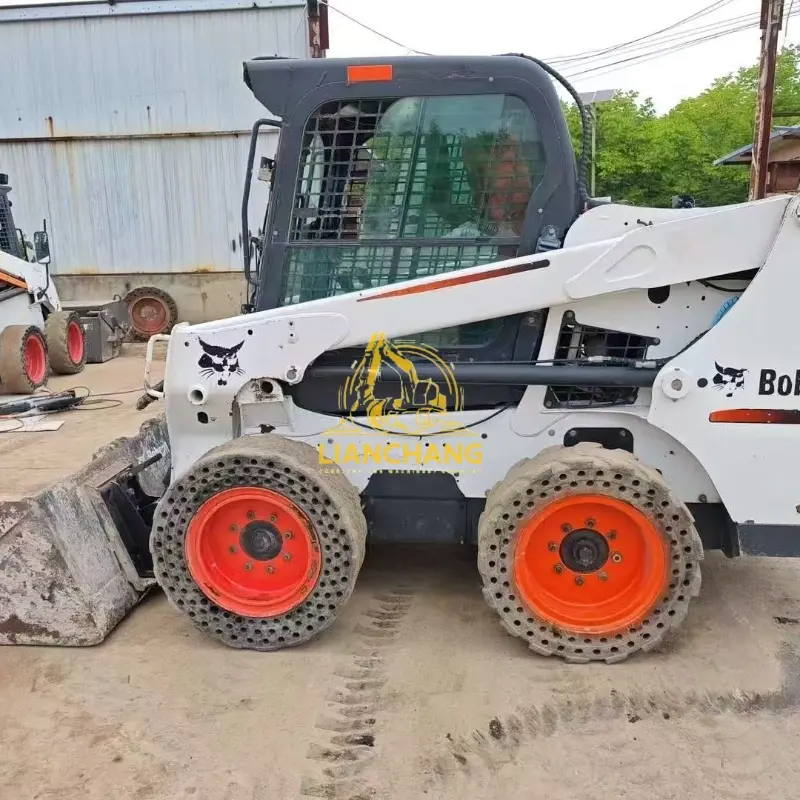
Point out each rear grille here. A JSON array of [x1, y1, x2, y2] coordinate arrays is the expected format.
[[545, 313, 654, 409]]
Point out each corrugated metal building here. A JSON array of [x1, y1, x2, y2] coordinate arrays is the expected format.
[[0, 0, 329, 322]]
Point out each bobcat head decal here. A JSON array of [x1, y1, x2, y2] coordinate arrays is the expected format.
[[198, 339, 245, 386], [712, 361, 746, 398]]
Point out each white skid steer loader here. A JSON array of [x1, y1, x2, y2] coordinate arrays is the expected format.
[[2, 55, 798, 663], [0, 177, 88, 390]]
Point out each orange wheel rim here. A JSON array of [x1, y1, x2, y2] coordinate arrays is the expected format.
[[24, 333, 47, 383], [513, 494, 669, 636], [185, 487, 321, 618]]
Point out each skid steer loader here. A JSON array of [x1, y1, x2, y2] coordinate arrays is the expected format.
[[3, 54, 797, 663], [0, 177, 88, 391]]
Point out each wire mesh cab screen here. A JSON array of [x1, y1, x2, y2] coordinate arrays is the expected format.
[[0, 187, 24, 260], [280, 94, 547, 347]]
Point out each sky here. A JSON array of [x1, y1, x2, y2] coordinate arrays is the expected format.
[[324, 0, 794, 112], [0, 0, 795, 113]]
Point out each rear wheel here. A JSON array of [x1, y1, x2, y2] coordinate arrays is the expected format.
[[151, 435, 367, 650], [0, 325, 49, 394], [477, 443, 703, 663], [45, 310, 86, 375]]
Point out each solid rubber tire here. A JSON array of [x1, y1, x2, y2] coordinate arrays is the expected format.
[[477, 442, 704, 664], [151, 435, 368, 651], [45, 310, 86, 375], [0, 325, 50, 394], [124, 285, 179, 342]]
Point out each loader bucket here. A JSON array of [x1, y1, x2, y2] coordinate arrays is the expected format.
[[0, 415, 170, 646]]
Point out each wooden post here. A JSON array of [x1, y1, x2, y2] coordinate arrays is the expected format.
[[750, 0, 785, 200]]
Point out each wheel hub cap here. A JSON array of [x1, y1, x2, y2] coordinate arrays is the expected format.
[[560, 529, 609, 574], [240, 521, 283, 561]]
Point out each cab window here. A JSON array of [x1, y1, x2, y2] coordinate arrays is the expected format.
[[282, 93, 545, 347]]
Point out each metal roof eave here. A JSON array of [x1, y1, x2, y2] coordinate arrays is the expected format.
[[714, 125, 800, 166], [0, 0, 307, 23]]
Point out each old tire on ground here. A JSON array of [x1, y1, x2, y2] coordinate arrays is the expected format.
[[45, 310, 86, 375], [151, 435, 367, 651], [0, 324, 49, 394], [124, 285, 178, 342], [477, 442, 703, 664]]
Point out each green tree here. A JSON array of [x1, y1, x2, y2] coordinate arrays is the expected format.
[[562, 45, 800, 207]]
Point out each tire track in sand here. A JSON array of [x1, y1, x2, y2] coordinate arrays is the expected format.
[[299, 587, 413, 800]]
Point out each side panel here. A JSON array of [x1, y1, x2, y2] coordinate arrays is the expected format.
[[648, 197, 800, 528]]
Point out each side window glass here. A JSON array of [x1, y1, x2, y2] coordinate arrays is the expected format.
[[359, 94, 545, 241]]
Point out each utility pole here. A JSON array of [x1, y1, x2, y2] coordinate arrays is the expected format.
[[749, 0, 785, 200], [590, 105, 597, 197]]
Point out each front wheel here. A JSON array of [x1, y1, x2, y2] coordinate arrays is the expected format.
[[477, 442, 703, 663], [151, 435, 367, 651]]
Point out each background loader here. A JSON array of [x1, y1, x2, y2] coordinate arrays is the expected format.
[[0, 175, 88, 391], [1, 53, 790, 664]]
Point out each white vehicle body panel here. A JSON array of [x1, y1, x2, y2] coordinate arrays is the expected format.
[[158, 194, 799, 527]]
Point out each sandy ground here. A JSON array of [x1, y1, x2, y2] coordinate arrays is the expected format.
[[2, 350, 800, 799], [0, 343, 165, 501]]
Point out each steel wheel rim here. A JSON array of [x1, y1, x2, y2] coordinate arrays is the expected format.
[[513, 494, 669, 636], [185, 487, 321, 618], [24, 333, 46, 384], [67, 320, 84, 363], [130, 295, 168, 335]]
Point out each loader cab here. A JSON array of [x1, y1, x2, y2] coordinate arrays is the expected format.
[[242, 55, 581, 412]]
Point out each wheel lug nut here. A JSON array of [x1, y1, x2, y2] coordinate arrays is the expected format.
[[228, 545, 237, 554], [244, 562, 252, 571], [585, 518, 596, 528], [230, 524, 239, 532], [269, 514, 277, 522], [598, 571, 608, 581], [283, 553, 292, 561], [608, 530, 617, 540], [561, 523, 572, 533], [266, 565, 275, 574], [548, 541, 557, 552], [611, 552, 622, 563], [246, 510, 256, 520], [575, 576, 584, 586], [285, 531, 293, 539], [554, 564, 563, 574]]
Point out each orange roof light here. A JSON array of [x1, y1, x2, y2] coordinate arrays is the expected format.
[[347, 64, 393, 84]]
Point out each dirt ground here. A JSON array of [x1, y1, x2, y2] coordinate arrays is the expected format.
[[2, 348, 800, 800], [0, 343, 165, 501]]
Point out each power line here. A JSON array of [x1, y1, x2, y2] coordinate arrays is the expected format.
[[546, 0, 738, 64], [784, 0, 795, 45], [564, 24, 760, 81], [563, 9, 800, 82], [318, 0, 433, 56], [549, 10, 763, 68], [564, 17, 762, 79]]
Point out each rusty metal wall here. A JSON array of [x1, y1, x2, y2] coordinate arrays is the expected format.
[[2, 133, 277, 274], [0, 1, 309, 276]]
